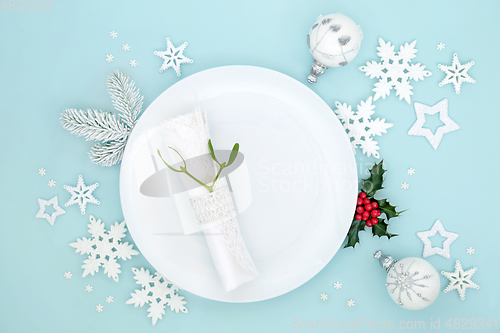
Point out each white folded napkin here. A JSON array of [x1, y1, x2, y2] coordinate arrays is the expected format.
[[160, 110, 258, 291]]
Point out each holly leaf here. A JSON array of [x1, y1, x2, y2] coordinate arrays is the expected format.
[[344, 219, 366, 249], [377, 198, 402, 220], [371, 219, 397, 239], [360, 160, 386, 197]]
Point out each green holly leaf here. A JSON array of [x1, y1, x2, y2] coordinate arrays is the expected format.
[[344, 219, 366, 249], [371, 219, 398, 239], [361, 160, 385, 197], [377, 198, 402, 220]]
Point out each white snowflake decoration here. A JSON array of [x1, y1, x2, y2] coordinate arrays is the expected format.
[[64, 175, 100, 214], [401, 182, 409, 190], [106, 54, 114, 63], [407, 167, 415, 175], [320, 293, 328, 301], [441, 260, 479, 300], [96, 304, 103, 312], [85, 285, 93, 292], [64, 271, 72, 279], [126, 267, 188, 326], [466, 247, 475, 255], [38, 167, 46, 176], [48, 179, 56, 187], [70, 215, 139, 282], [154, 38, 193, 77], [438, 53, 475, 94], [333, 282, 342, 289], [122, 44, 130, 51], [416, 219, 458, 259], [110, 31, 117, 39], [360, 38, 432, 104], [129, 60, 137, 67], [333, 96, 393, 158], [347, 299, 355, 307], [437, 42, 445, 51], [35, 196, 66, 225], [106, 296, 114, 303]]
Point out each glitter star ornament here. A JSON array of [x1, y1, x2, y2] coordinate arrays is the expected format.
[[64, 175, 100, 214], [154, 38, 193, 76], [35, 196, 66, 225], [416, 219, 458, 259], [438, 53, 475, 94], [441, 260, 480, 300], [408, 99, 460, 150], [374, 251, 440, 310]]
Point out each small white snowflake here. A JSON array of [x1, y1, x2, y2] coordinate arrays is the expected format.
[[129, 60, 137, 67], [466, 247, 475, 255], [106, 296, 114, 303], [106, 54, 114, 63], [333, 282, 342, 289], [401, 182, 409, 190], [48, 179, 56, 187], [333, 96, 393, 158], [38, 167, 46, 176], [122, 44, 130, 51], [407, 167, 415, 175], [347, 299, 355, 307], [320, 293, 328, 301], [442, 260, 479, 300], [110, 31, 117, 38], [437, 42, 445, 51], [96, 304, 103, 312], [154, 38, 193, 76], [64, 271, 72, 279], [64, 175, 100, 214], [85, 285, 93, 293], [438, 53, 475, 94]]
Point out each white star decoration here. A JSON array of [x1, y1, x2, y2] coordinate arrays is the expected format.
[[441, 260, 479, 300], [64, 175, 100, 214], [416, 219, 458, 259], [154, 38, 193, 76], [35, 196, 66, 225], [408, 99, 460, 150], [438, 53, 475, 94]]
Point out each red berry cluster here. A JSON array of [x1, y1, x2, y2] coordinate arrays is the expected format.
[[355, 192, 381, 227]]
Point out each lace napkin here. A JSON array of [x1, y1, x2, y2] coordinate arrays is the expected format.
[[160, 111, 258, 291]]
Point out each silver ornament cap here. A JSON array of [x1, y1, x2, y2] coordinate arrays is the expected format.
[[307, 60, 329, 84], [374, 250, 398, 273]]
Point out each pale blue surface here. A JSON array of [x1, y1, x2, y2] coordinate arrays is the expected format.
[[1, 0, 499, 332]]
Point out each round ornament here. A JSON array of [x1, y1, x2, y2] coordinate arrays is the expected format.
[[374, 250, 440, 310]]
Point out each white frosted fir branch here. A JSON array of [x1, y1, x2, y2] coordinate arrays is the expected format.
[[107, 70, 143, 129]]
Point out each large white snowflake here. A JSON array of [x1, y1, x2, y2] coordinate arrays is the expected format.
[[70, 215, 139, 282], [333, 96, 393, 158], [64, 175, 100, 214], [438, 53, 475, 94], [441, 260, 480, 300], [360, 38, 432, 104], [126, 267, 188, 326], [154, 38, 193, 76]]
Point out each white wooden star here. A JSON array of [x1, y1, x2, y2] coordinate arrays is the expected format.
[[438, 53, 475, 94], [441, 260, 479, 300], [63, 175, 100, 214], [35, 196, 66, 225], [416, 219, 458, 259], [408, 99, 460, 150]]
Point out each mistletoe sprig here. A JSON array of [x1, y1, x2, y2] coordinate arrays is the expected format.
[[344, 160, 404, 249], [158, 140, 239, 193]]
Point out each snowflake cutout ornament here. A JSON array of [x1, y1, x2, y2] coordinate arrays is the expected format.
[[106, 54, 114, 63], [64, 175, 100, 214], [35, 196, 66, 225], [438, 53, 475, 94], [360, 38, 432, 104], [38, 167, 46, 176], [416, 219, 458, 259], [70, 215, 139, 282], [126, 267, 188, 326], [408, 99, 460, 149], [333, 282, 342, 289], [333, 96, 393, 158], [154, 38, 193, 76], [441, 260, 479, 300], [437, 42, 445, 51], [320, 293, 328, 301]]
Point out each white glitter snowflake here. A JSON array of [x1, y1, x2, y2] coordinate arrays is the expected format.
[[407, 167, 415, 175], [333, 282, 342, 289], [48, 179, 56, 187], [70, 215, 139, 282], [64, 271, 72, 279], [466, 247, 475, 255], [126, 267, 188, 326], [437, 42, 445, 51], [347, 299, 355, 307], [64, 175, 100, 214], [122, 44, 130, 51], [360, 38, 432, 104], [401, 182, 409, 190], [442, 260, 479, 300], [96, 304, 103, 312], [438, 53, 475, 94], [129, 60, 137, 67], [320, 293, 328, 301], [110, 31, 117, 38], [38, 167, 46, 176], [85, 285, 93, 292], [333, 96, 393, 158], [154, 38, 193, 76], [106, 54, 114, 63], [106, 296, 114, 303]]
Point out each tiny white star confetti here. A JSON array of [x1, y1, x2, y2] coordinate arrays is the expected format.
[[106, 296, 114, 303], [96, 304, 104, 313], [466, 247, 475, 255], [48, 180, 56, 187], [110, 31, 117, 38], [333, 282, 342, 289], [129, 60, 137, 67], [64, 272, 72, 279], [347, 299, 355, 307], [122, 44, 130, 51], [437, 42, 445, 50], [38, 168, 46, 176], [401, 182, 409, 190], [106, 54, 114, 63], [442, 260, 479, 300], [320, 293, 328, 301], [416, 219, 459, 259], [85, 285, 93, 293], [438, 53, 475, 94], [407, 167, 415, 175]]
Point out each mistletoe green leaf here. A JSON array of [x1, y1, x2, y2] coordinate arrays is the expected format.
[[207, 139, 219, 164], [226, 143, 239, 167], [377, 198, 402, 220], [344, 219, 366, 249], [361, 160, 386, 197], [371, 219, 397, 239]]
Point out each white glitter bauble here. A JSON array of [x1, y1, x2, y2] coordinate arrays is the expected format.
[[374, 251, 440, 311]]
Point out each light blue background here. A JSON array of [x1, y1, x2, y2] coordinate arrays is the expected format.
[[1, 0, 499, 332]]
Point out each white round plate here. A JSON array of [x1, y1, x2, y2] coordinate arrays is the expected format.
[[120, 66, 357, 302]]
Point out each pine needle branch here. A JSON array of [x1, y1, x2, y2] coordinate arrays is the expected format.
[[107, 70, 143, 129], [89, 139, 127, 167]]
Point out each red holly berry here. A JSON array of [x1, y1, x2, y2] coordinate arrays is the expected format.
[[355, 214, 362, 221], [356, 206, 364, 214], [363, 198, 371, 205], [371, 201, 378, 209], [362, 211, 370, 220], [371, 209, 381, 218], [358, 192, 367, 199], [357, 198, 363, 205], [366, 221, 373, 227], [365, 204, 373, 211], [371, 218, 379, 225]]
